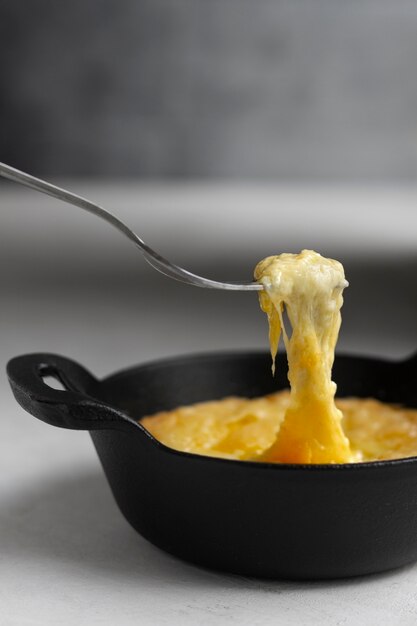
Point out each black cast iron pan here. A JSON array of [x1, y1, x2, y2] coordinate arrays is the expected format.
[[7, 350, 417, 579]]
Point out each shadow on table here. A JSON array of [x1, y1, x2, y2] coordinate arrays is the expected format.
[[1, 469, 415, 592]]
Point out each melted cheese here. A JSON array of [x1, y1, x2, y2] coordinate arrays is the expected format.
[[140, 249, 417, 464], [141, 391, 417, 462], [254, 250, 353, 463]]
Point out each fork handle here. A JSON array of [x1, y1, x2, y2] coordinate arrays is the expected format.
[[0, 161, 151, 253], [0, 162, 205, 287]]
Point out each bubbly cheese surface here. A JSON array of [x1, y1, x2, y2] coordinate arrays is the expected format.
[[141, 391, 417, 462], [140, 249, 417, 464]]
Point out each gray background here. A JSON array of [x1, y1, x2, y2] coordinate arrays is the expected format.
[[2, 0, 417, 179], [1, 2, 417, 365]]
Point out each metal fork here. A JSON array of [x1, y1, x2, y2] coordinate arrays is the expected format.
[[0, 162, 262, 291]]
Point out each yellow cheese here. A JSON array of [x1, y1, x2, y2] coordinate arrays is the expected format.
[[141, 392, 417, 462], [140, 249, 417, 464], [254, 249, 353, 463]]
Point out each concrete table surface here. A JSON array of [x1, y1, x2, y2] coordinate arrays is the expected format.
[[1, 183, 417, 625]]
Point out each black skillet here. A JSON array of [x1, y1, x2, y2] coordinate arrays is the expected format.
[[7, 350, 417, 580]]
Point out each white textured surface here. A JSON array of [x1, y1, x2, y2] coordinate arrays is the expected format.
[[2, 184, 417, 625]]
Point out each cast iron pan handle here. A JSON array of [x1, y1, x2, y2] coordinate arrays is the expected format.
[[7, 353, 136, 432]]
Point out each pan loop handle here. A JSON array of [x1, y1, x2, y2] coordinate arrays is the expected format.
[[7, 353, 137, 432]]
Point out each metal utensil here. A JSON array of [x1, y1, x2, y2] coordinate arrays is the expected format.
[[0, 162, 262, 291]]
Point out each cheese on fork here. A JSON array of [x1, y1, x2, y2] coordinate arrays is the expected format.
[[254, 250, 353, 464]]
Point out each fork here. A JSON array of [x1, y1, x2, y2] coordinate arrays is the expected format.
[[0, 162, 262, 291]]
